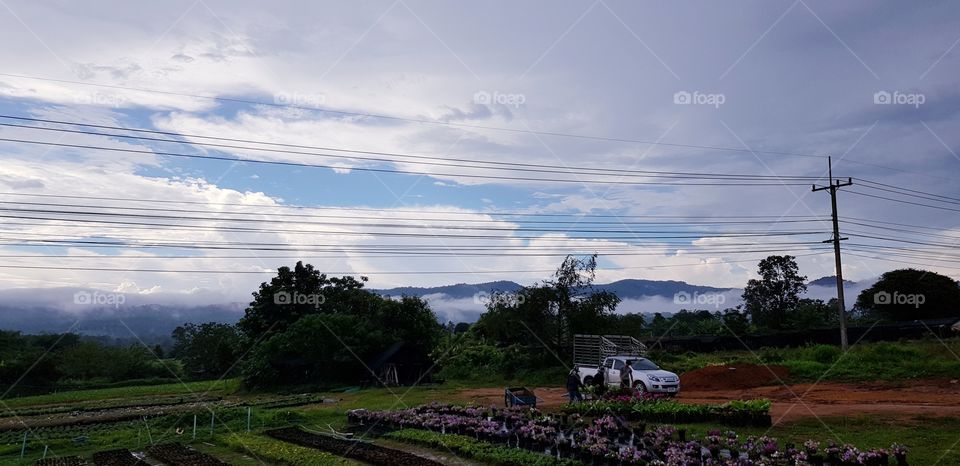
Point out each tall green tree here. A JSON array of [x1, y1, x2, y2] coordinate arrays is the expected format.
[[474, 255, 619, 357], [742, 255, 808, 330], [237, 262, 443, 387], [854, 268, 960, 320], [171, 323, 245, 378], [238, 261, 368, 339]]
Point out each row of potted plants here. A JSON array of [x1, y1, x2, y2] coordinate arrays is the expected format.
[[346, 403, 908, 465], [561, 393, 773, 427]]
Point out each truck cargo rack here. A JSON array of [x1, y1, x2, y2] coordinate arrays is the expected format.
[[573, 334, 647, 368]]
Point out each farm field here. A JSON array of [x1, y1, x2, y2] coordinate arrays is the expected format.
[[1, 370, 958, 465]]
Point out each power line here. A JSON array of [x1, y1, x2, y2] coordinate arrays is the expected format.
[[0, 75, 826, 159], [0, 191, 826, 220], [0, 206, 827, 236], [0, 251, 832, 275], [0, 136, 819, 187], [0, 199, 830, 227], [846, 190, 960, 213], [853, 181, 960, 206], [845, 252, 960, 274], [0, 117, 829, 181]]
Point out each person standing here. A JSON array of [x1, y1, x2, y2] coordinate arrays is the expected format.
[[620, 360, 634, 391], [593, 366, 607, 398], [566, 369, 584, 403]]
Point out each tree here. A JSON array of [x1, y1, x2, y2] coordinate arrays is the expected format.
[[237, 262, 443, 387], [785, 298, 838, 330], [648, 313, 670, 336], [242, 295, 442, 388], [238, 261, 368, 339], [474, 255, 620, 357], [171, 323, 245, 378], [854, 268, 960, 321], [742, 255, 808, 330], [721, 307, 750, 335]]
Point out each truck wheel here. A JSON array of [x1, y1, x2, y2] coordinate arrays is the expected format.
[[633, 381, 647, 394], [583, 376, 593, 386]]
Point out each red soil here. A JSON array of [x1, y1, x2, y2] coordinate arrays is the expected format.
[[454, 377, 960, 425], [679, 363, 790, 390]]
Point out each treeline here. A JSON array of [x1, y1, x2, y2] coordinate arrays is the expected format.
[[171, 262, 444, 389], [0, 331, 177, 396], [7, 255, 956, 395]]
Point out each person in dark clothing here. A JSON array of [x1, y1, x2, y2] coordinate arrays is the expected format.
[[566, 369, 584, 402], [592, 367, 607, 398], [620, 360, 635, 390]]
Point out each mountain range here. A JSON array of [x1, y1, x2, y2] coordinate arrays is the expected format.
[[0, 276, 867, 341]]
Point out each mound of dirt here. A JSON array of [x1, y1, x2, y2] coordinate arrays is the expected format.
[[680, 364, 789, 390]]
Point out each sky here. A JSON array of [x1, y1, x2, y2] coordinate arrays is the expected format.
[[0, 1, 958, 312]]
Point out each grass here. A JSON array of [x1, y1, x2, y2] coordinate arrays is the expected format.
[[650, 337, 960, 382], [0, 378, 240, 409], [222, 433, 362, 465]]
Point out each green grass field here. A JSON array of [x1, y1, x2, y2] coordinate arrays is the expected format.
[[1, 378, 240, 409]]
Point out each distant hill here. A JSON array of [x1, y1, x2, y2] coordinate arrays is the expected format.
[[809, 276, 857, 287], [0, 303, 244, 344], [375, 278, 733, 301], [375, 280, 522, 299]]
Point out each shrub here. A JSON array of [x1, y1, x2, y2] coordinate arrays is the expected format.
[[758, 348, 785, 363], [784, 360, 829, 379], [805, 344, 841, 364]]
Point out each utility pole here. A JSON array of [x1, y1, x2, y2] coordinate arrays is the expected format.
[[813, 156, 853, 350]]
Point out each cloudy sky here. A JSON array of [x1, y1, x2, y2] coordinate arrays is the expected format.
[[0, 1, 958, 311]]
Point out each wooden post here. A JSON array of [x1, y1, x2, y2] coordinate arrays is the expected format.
[[192, 414, 197, 440], [246, 407, 252, 432]]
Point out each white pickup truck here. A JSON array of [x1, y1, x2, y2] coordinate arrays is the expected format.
[[575, 355, 680, 395]]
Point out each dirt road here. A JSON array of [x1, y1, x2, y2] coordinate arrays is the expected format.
[[455, 379, 960, 425]]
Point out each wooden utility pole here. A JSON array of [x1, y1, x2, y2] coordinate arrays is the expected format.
[[812, 156, 853, 350]]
